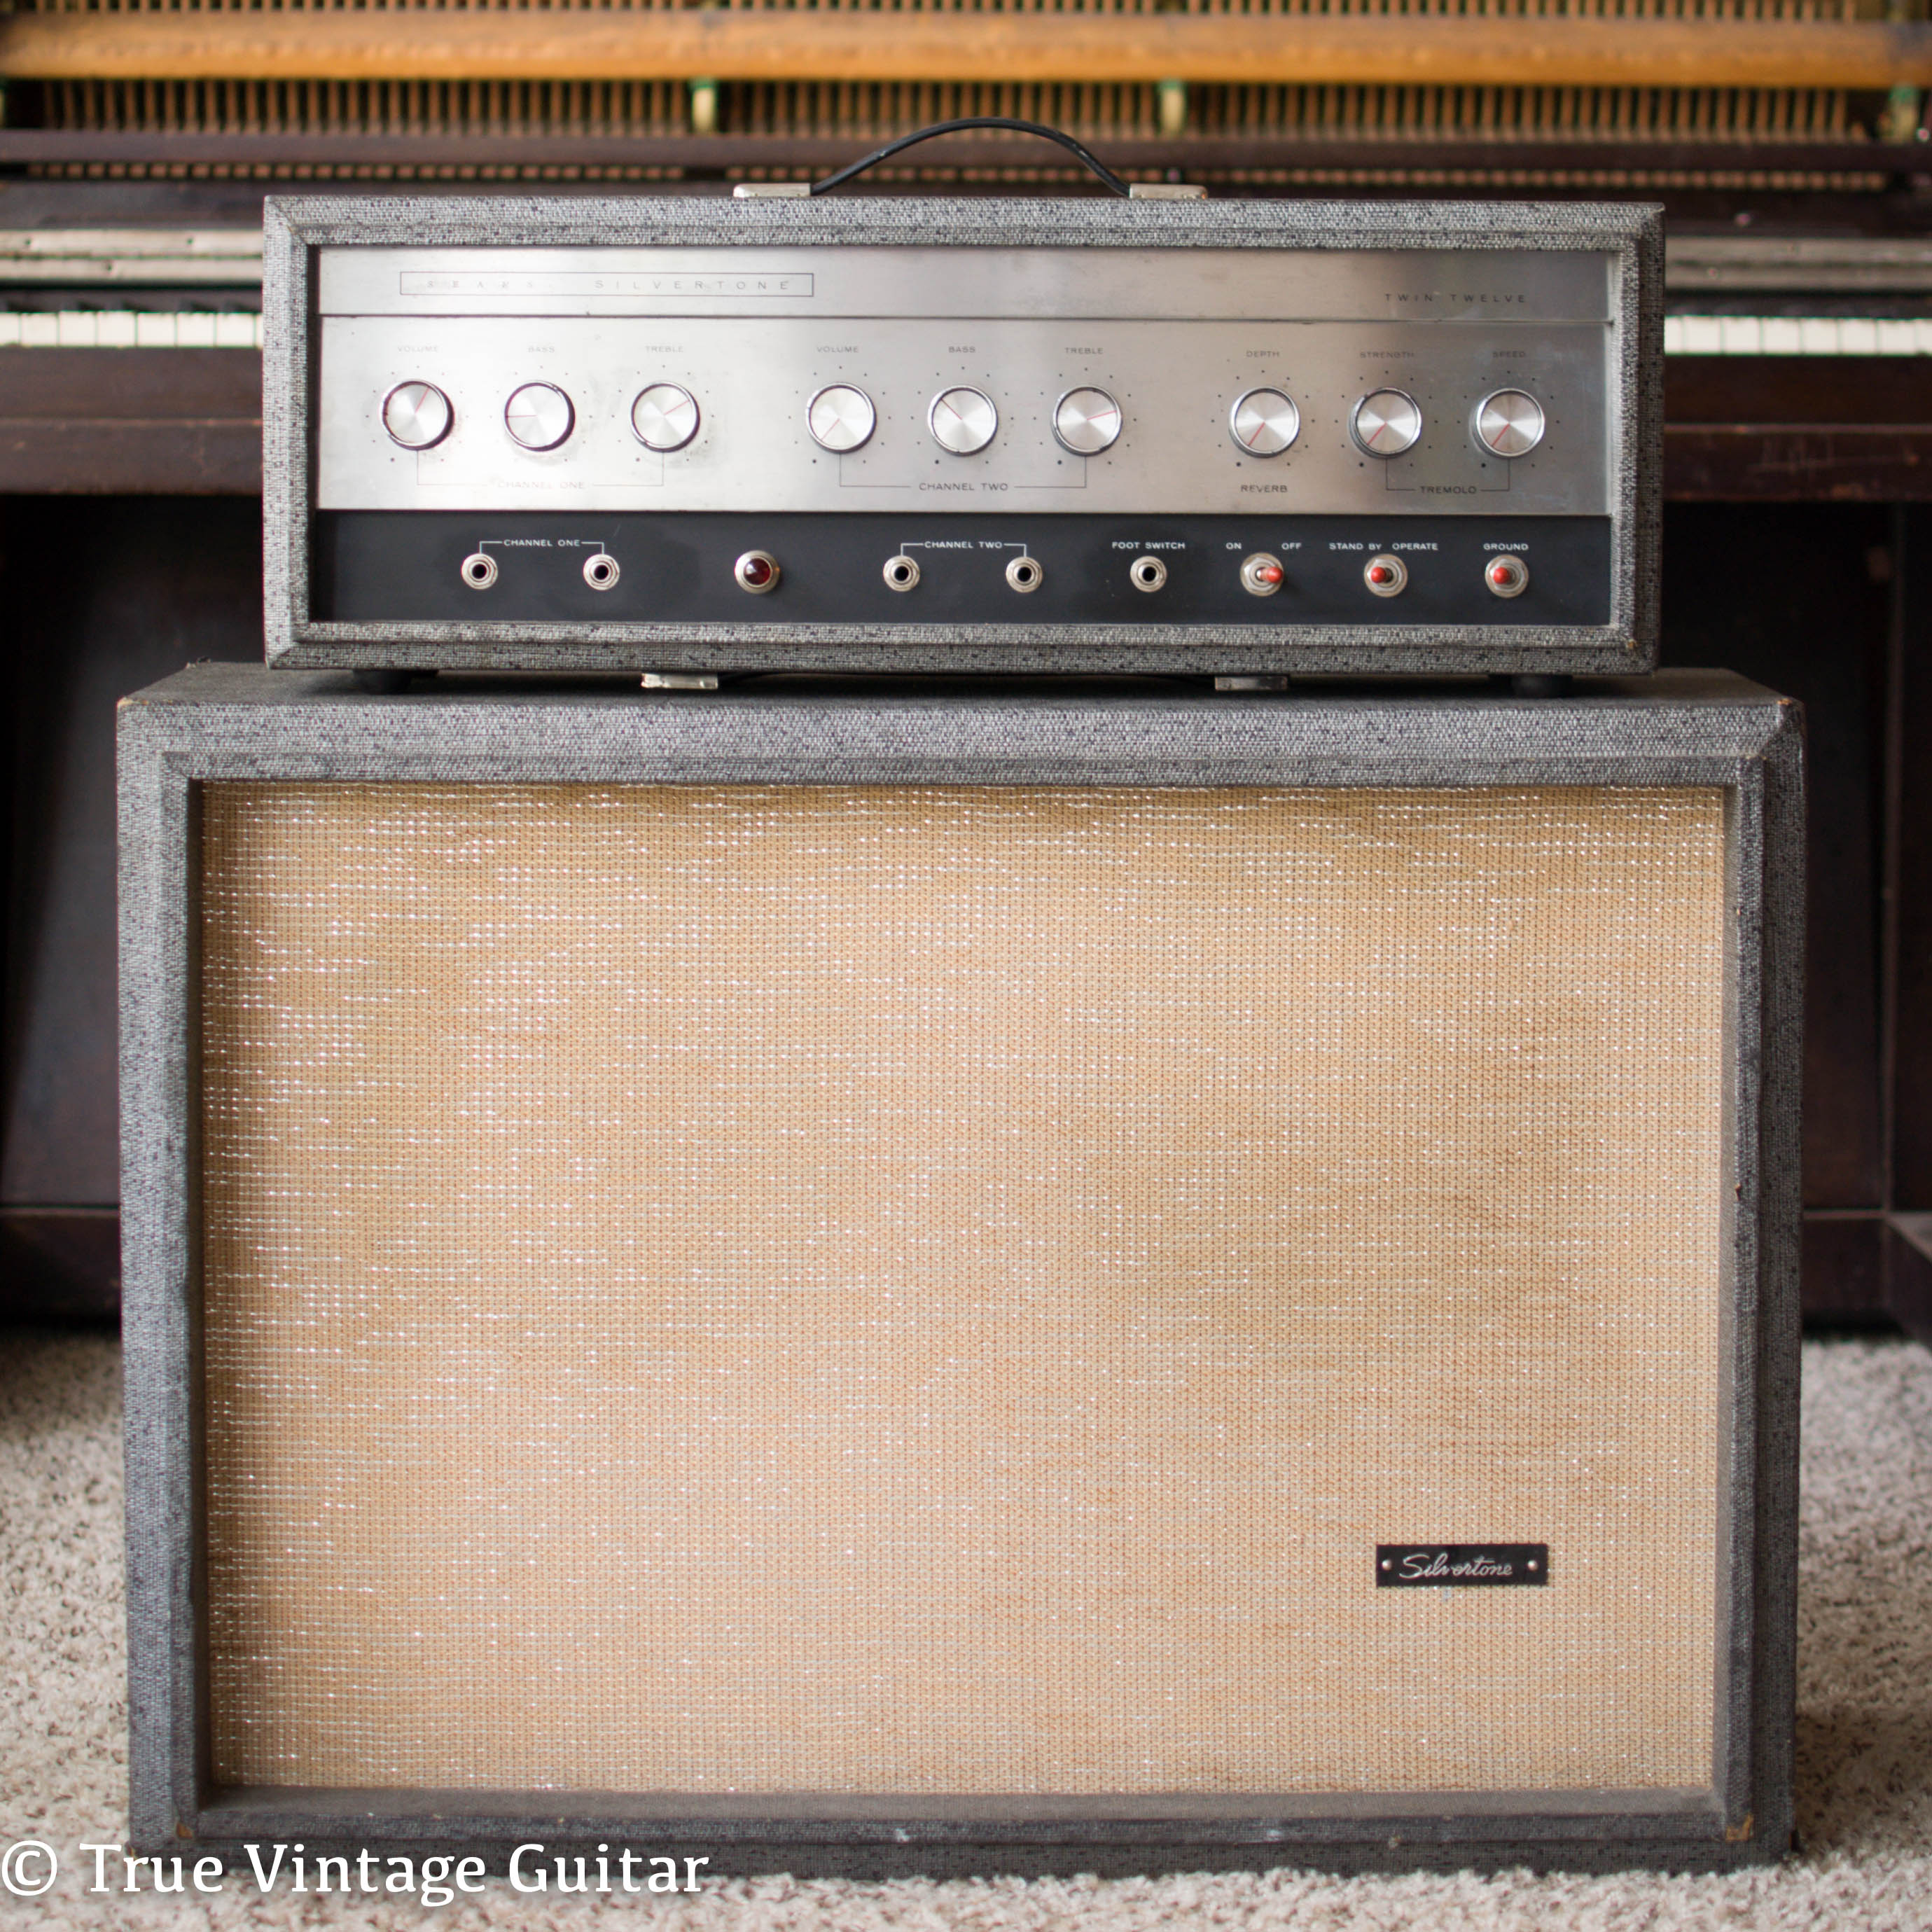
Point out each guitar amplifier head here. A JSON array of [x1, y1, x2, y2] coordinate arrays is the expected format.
[[120, 668, 1795, 1879], [263, 195, 1662, 680]]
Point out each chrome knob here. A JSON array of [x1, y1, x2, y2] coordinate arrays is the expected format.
[[504, 382, 574, 451], [631, 382, 700, 452], [1351, 389, 1423, 458], [1052, 386, 1122, 456], [929, 386, 997, 456], [381, 380, 451, 451], [1230, 387, 1299, 457], [807, 383, 875, 453], [1474, 388, 1546, 459]]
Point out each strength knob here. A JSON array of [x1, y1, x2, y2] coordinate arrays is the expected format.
[[1230, 388, 1300, 457], [1474, 388, 1546, 459], [1053, 387, 1122, 455], [632, 382, 700, 452], [1351, 389, 1423, 458], [504, 382, 574, 451], [381, 380, 451, 451], [807, 384, 876, 453], [929, 387, 998, 456]]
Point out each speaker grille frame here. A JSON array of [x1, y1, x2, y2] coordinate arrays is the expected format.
[[118, 667, 1800, 1876]]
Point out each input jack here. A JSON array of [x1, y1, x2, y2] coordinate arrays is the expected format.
[[734, 550, 780, 595], [460, 551, 498, 590], [1239, 553, 1285, 598], [1130, 555, 1168, 593], [1006, 555, 1043, 594], [583, 551, 620, 592], [884, 554, 921, 592]]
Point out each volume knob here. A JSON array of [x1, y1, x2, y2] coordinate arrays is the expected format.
[[504, 382, 574, 451], [1230, 387, 1300, 457], [1474, 387, 1546, 459], [381, 380, 451, 451], [1351, 389, 1423, 458], [929, 386, 998, 456], [807, 383, 875, 453], [1052, 386, 1122, 455]]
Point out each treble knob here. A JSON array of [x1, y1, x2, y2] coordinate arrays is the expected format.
[[504, 382, 574, 451], [381, 380, 451, 451], [1474, 387, 1546, 459], [929, 387, 998, 456], [1351, 389, 1423, 458], [632, 382, 700, 452], [1052, 387, 1122, 456]]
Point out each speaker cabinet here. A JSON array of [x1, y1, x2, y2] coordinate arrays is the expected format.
[[119, 668, 1800, 1877]]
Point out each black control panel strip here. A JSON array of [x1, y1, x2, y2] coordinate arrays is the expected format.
[[314, 513, 1612, 630]]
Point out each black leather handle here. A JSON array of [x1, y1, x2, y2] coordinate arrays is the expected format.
[[809, 117, 1132, 197]]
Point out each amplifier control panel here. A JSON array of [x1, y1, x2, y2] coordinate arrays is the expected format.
[[269, 200, 1658, 674]]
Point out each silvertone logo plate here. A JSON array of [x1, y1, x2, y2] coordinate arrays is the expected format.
[[1376, 1544, 1549, 1587]]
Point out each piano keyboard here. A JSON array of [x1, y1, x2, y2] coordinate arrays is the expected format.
[[0, 310, 1924, 358]]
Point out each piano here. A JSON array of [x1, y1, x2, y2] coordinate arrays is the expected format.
[[3, 0, 1930, 1335]]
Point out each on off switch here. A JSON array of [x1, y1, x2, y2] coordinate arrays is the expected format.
[[1240, 553, 1286, 597]]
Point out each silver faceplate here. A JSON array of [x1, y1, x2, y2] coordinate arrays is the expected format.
[[314, 246, 1615, 517]]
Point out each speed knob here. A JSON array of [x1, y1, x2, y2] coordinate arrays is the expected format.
[[929, 386, 997, 456], [631, 382, 699, 452], [381, 380, 451, 451], [1230, 387, 1300, 457], [1474, 387, 1546, 459], [807, 383, 875, 453], [1052, 386, 1122, 456], [504, 382, 574, 451], [1351, 389, 1423, 458]]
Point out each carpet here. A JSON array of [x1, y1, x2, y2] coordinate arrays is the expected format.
[[2, 1330, 1928, 1929]]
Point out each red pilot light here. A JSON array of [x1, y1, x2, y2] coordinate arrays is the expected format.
[[733, 550, 781, 595]]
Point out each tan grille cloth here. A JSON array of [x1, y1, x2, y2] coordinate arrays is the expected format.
[[199, 783, 1726, 1797]]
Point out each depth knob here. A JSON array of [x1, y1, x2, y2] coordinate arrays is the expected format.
[[632, 382, 700, 452], [807, 383, 875, 453], [1052, 386, 1122, 456], [1474, 387, 1546, 459], [1351, 389, 1423, 458], [1230, 387, 1300, 457], [382, 380, 451, 451], [504, 382, 574, 451], [929, 387, 997, 456]]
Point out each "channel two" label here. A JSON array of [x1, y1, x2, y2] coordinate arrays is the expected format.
[[1376, 1544, 1549, 1587]]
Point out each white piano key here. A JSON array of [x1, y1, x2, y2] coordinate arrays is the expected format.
[[214, 311, 258, 348], [94, 310, 138, 347], [134, 312, 177, 347], [20, 312, 60, 347], [1681, 316, 1726, 354], [1877, 319, 1921, 356], [1838, 317, 1880, 355], [1799, 317, 1843, 355], [1759, 317, 1805, 354], [1662, 317, 1686, 354], [174, 312, 218, 347], [0, 313, 20, 347], [1719, 316, 1763, 354]]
